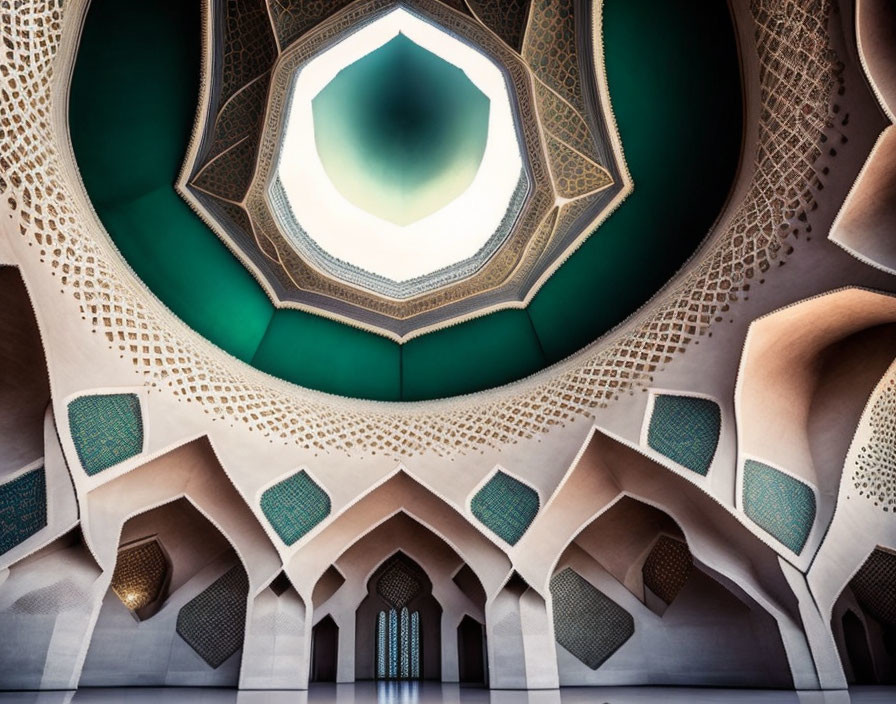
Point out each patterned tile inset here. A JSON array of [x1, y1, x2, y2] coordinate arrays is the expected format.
[[260, 470, 331, 546], [642, 536, 692, 605], [68, 393, 143, 476], [0, 468, 47, 555], [850, 548, 896, 627], [550, 567, 634, 669], [111, 540, 168, 611], [743, 460, 816, 554], [471, 470, 539, 545], [376, 556, 423, 608], [176, 565, 249, 669], [647, 395, 721, 476]]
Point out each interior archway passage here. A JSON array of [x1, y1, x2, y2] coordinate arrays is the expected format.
[[357, 553, 441, 680]]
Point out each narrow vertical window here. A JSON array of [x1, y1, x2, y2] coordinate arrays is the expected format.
[[388, 608, 398, 678], [400, 607, 410, 678], [410, 611, 420, 679], [376, 611, 387, 679]]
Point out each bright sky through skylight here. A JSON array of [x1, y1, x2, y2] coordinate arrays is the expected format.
[[275, 7, 524, 283]]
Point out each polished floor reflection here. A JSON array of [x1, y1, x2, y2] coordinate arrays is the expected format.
[[0, 684, 895, 704]]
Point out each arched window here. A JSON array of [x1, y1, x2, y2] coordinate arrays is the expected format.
[[375, 606, 421, 679], [358, 553, 438, 680]]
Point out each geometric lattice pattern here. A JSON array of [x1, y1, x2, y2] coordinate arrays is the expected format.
[[544, 134, 612, 198], [260, 470, 331, 546], [743, 460, 816, 554], [647, 395, 721, 476], [850, 548, 896, 627], [466, 0, 530, 52], [376, 556, 423, 609], [0, 467, 47, 556], [67, 393, 143, 476], [218, 0, 276, 106], [178, 0, 627, 341], [176, 565, 250, 669], [269, 0, 354, 49], [471, 470, 540, 545], [523, 0, 585, 114], [0, 0, 840, 456], [851, 371, 896, 511], [111, 539, 169, 612], [642, 535, 693, 605], [550, 567, 634, 670]]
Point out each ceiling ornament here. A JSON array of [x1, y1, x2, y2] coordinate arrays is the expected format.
[[1, 0, 844, 456], [178, 0, 628, 340]]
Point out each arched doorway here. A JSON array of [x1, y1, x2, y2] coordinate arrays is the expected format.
[[831, 547, 896, 684], [80, 497, 250, 686], [457, 615, 486, 684], [355, 552, 441, 680], [549, 495, 793, 687], [842, 609, 875, 683], [311, 615, 339, 682]]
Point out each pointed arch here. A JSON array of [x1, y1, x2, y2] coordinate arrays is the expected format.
[[80, 497, 250, 685], [287, 470, 510, 599]]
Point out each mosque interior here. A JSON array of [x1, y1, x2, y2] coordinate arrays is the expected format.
[[1, 0, 896, 700]]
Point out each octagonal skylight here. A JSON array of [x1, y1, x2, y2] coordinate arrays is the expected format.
[[312, 33, 490, 226], [271, 7, 526, 285], [180, 0, 628, 341]]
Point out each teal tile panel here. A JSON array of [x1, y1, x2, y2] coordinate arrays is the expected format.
[[68, 393, 143, 476], [647, 395, 721, 476], [470, 470, 539, 545], [0, 467, 47, 555], [743, 459, 816, 554], [260, 470, 331, 546]]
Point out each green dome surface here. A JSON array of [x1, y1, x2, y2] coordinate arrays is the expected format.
[[70, 0, 742, 401]]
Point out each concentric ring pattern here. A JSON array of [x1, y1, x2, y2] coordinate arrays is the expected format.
[[69, 0, 742, 400]]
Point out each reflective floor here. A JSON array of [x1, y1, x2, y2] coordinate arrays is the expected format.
[[1, 684, 895, 704]]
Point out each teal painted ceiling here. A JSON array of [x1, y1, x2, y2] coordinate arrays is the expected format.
[[69, 0, 742, 401]]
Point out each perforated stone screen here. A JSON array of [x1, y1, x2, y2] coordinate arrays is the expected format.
[[111, 540, 169, 611], [550, 567, 634, 669], [850, 548, 896, 627], [851, 373, 896, 512], [176, 565, 249, 668], [376, 556, 423, 608], [67, 393, 143, 476], [642, 535, 692, 605]]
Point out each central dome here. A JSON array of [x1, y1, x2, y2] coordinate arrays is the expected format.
[[312, 33, 490, 226]]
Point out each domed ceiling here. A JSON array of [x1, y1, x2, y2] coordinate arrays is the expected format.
[[69, 0, 741, 400], [180, 0, 624, 339], [2, 0, 896, 694]]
